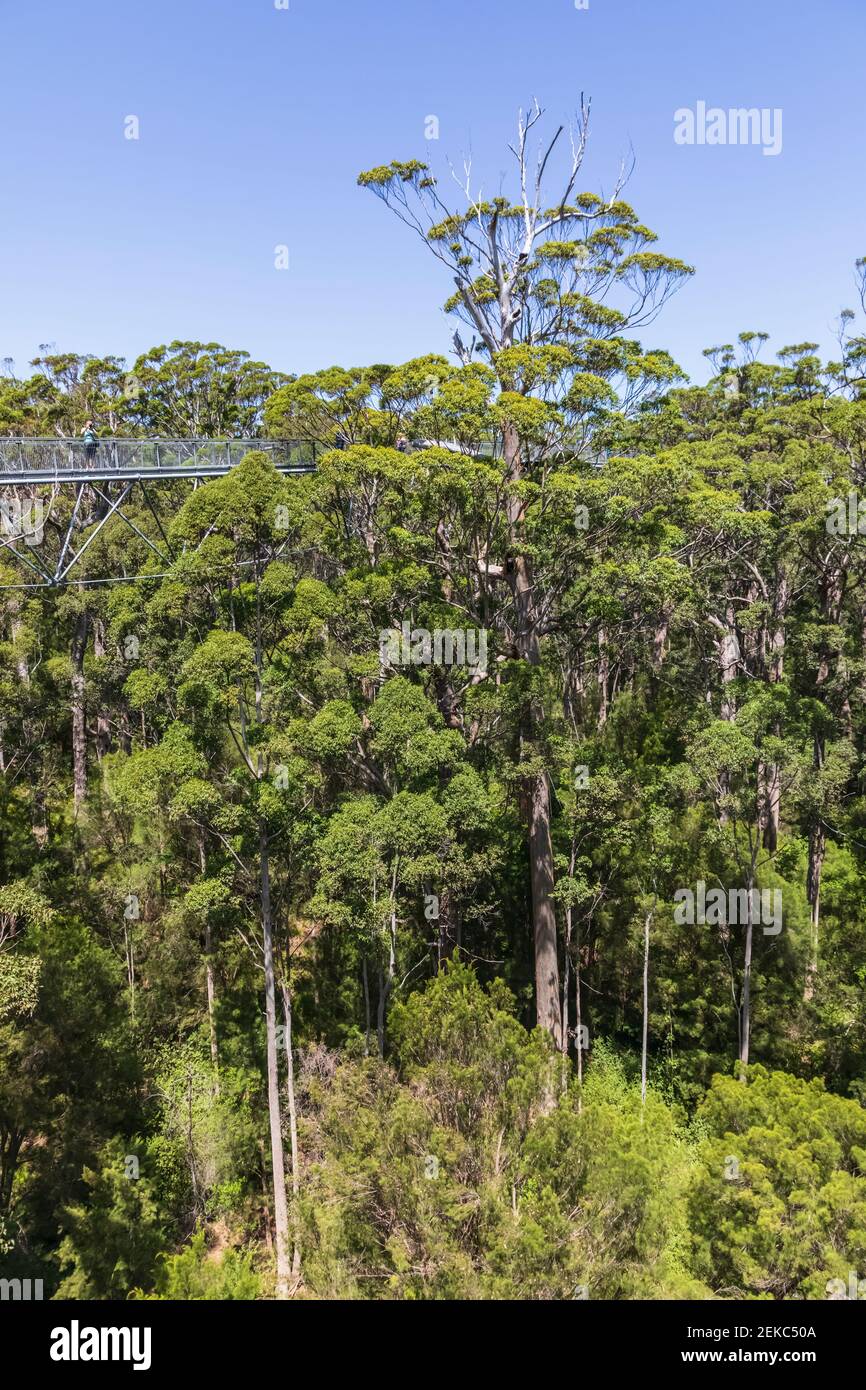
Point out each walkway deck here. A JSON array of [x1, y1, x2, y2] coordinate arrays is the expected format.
[[0, 438, 318, 485]]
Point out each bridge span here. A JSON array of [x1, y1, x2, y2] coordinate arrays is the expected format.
[[0, 437, 317, 589], [0, 437, 318, 485]]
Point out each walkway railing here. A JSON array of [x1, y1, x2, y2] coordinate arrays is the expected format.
[[0, 438, 320, 482]]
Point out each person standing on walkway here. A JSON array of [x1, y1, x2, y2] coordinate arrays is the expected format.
[[81, 419, 98, 465]]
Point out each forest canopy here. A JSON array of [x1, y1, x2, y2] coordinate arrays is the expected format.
[[2, 115, 866, 1303]]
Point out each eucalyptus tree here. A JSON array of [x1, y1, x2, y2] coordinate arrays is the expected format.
[[163, 451, 301, 1296], [128, 341, 287, 438], [358, 101, 691, 1035]]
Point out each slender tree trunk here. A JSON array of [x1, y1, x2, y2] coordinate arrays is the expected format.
[[198, 835, 220, 1092], [375, 864, 399, 1056], [641, 898, 655, 1113], [739, 878, 754, 1075], [71, 609, 89, 810], [762, 761, 781, 852], [93, 618, 112, 759], [204, 918, 219, 1089], [123, 920, 136, 1024], [561, 894, 572, 1095], [11, 612, 48, 845], [716, 605, 740, 722], [762, 569, 788, 850], [251, 563, 291, 1297], [257, 1137, 273, 1257], [596, 626, 609, 729], [651, 610, 671, 673], [261, 822, 291, 1298], [574, 933, 584, 1114], [804, 822, 825, 1002], [436, 886, 456, 961], [0, 1131, 24, 1214], [280, 983, 301, 1283], [376, 967, 387, 1058], [362, 956, 371, 1057]]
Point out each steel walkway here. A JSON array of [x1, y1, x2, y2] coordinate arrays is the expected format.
[[0, 437, 318, 485]]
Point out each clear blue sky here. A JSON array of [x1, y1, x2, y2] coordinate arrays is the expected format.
[[1, 0, 863, 385]]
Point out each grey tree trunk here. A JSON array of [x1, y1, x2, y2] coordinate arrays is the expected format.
[[198, 836, 220, 1093], [561, 865, 573, 1095], [529, 771, 562, 1038], [280, 983, 301, 1282], [252, 565, 291, 1298], [71, 609, 89, 810], [641, 899, 655, 1112], [804, 822, 825, 1002], [93, 618, 112, 760], [362, 956, 371, 1057], [739, 881, 755, 1075], [261, 823, 291, 1297], [11, 611, 47, 845], [502, 419, 561, 1040], [574, 935, 584, 1113], [205, 921, 219, 1091]]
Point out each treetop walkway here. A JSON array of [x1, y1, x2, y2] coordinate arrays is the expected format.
[[0, 437, 319, 485], [0, 438, 319, 590]]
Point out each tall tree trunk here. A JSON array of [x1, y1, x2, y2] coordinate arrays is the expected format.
[[762, 762, 781, 852], [560, 843, 576, 1094], [11, 610, 47, 845], [0, 1131, 24, 1214], [252, 565, 291, 1298], [502, 419, 562, 1040], [712, 605, 740, 822], [574, 934, 584, 1114], [71, 608, 89, 810], [92, 618, 112, 759], [651, 609, 671, 673], [260, 822, 291, 1298], [762, 568, 788, 850], [280, 982, 301, 1283], [198, 835, 220, 1092], [738, 878, 755, 1075], [802, 570, 842, 999], [560, 940, 570, 1094], [362, 956, 371, 1057], [530, 770, 561, 1037], [375, 863, 398, 1057], [804, 822, 825, 1002], [716, 605, 740, 722], [376, 967, 387, 1059], [596, 626, 610, 728], [641, 897, 655, 1112]]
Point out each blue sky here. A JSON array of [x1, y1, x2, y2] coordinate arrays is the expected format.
[[1, 0, 864, 386]]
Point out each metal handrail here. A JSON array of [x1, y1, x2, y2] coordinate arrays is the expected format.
[[0, 438, 319, 474]]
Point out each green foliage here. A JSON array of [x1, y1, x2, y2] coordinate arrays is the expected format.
[[138, 1229, 260, 1301], [4, 178, 866, 1303], [298, 969, 709, 1300], [689, 1067, 866, 1299], [56, 1140, 165, 1300]]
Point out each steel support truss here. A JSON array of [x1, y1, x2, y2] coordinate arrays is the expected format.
[[0, 438, 317, 590]]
